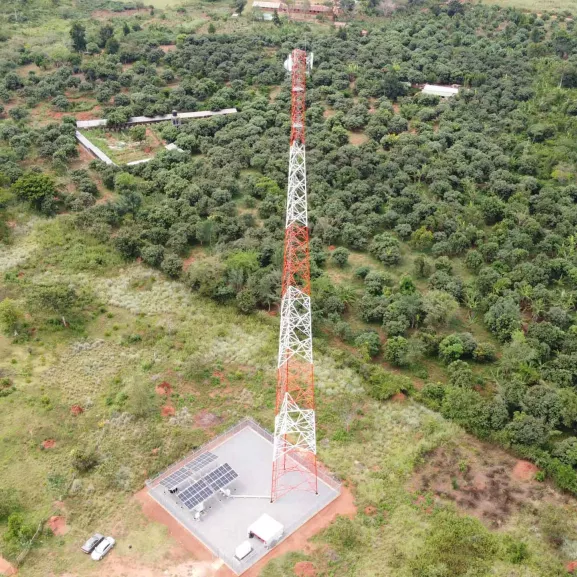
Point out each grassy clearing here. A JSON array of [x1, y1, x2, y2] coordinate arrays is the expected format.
[[78, 128, 165, 165], [1, 217, 576, 576], [476, 0, 575, 14]]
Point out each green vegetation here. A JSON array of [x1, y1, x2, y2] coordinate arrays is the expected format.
[[1, 0, 577, 574]]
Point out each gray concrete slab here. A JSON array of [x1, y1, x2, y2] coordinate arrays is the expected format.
[[148, 422, 339, 575]]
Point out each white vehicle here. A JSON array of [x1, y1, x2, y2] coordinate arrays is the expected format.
[[90, 536, 115, 561]]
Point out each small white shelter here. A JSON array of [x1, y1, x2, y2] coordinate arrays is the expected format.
[[421, 84, 459, 98], [248, 514, 284, 547], [235, 540, 253, 561]]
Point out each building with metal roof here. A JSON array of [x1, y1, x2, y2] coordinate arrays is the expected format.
[[421, 84, 460, 98]]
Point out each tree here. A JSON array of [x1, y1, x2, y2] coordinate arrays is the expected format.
[[98, 24, 114, 48], [447, 360, 474, 388], [105, 37, 120, 55], [236, 289, 257, 314], [331, 247, 350, 268], [384, 336, 409, 366], [521, 385, 562, 428], [123, 21, 130, 36], [208, 23, 216, 34], [422, 290, 458, 327], [447, 0, 464, 16], [354, 331, 381, 358], [0, 299, 23, 335], [70, 21, 86, 52], [234, 0, 246, 13], [11, 173, 57, 212], [130, 126, 146, 143], [439, 334, 464, 363], [505, 412, 550, 446], [161, 253, 182, 279], [369, 233, 401, 266], [272, 9, 281, 26], [484, 298, 522, 342]]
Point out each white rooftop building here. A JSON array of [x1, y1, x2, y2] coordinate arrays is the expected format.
[[421, 84, 460, 98]]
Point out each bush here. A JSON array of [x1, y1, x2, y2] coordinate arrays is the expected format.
[[71, 448, 98, 472], [367, 367, 413, 401]]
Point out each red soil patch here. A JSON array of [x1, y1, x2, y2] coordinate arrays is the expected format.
[[512, 460, 539, 482], [567, 561, 577, 573], [391, 392, 407, 402], [194, 410, 222, 429], [70, 405, 84, 416], [294, 561, 316, 577], [161, 405, 176, 417], [42, 439, 56, 449], [47, 515, 69, 536], [155, 381, 172, 395], [7, 221, 17, 229], [364, 505, 377, 515], [183, 254, 196, 271], [159, 45, 177, 53], [0, 556, 16, 576]]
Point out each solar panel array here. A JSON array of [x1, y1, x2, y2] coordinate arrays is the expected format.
[[187, 451, 217, 473], [205, 463, 238, 491], [160, 466, 191, 490], [177, 463, 239, 510], [160, 452, 217, 490], [179, 479, 215, 510]]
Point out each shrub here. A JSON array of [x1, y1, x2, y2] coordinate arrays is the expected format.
[[161, 253, 183, 279], [11, 173, 57, 212], [236, 289, 257, 314], [0, 489, 20, 521], [410, 509, 498, 576], [484, 298, 521, 342], [70, 448, 98, 472], [505, 412, 550, 446], [438, 334, 464, 363], [354, 331, 381, 358], [367, 367, 413, 401], [447, 360, 474, 388], [420, 382, 446, 408], [0, 299, 24, 335], [552, 437, 577, 467], [472, 341, 497, 362], [331, 247, 350, 267], [383, 336, 409, 366], [441, 387, 490, 437], [369, 233, 401, 266]]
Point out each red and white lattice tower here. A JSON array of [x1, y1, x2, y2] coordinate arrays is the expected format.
[[271, 49, 317, 503]]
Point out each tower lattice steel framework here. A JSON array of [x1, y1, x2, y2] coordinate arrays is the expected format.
[[271, 49, 317, 503]]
